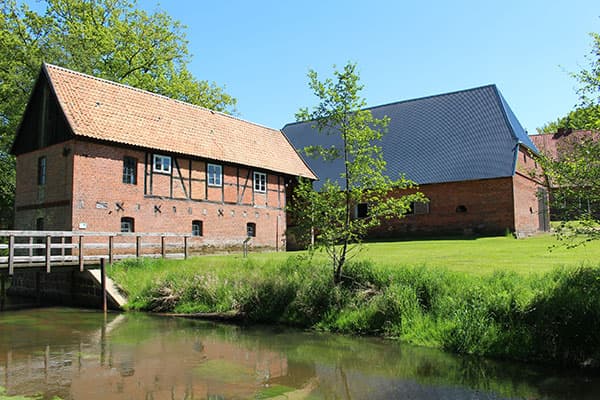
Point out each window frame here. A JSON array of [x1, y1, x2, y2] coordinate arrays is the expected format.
[[246, 222, 256, 237], [355, 203, 369, 219], [38, 156, 47, 185], [207, 163, 223, 187], [122, 156, 137, 184], [192, 220, 203, 237], [253, 171, 267, 193], [120, 217, 135, 233], [152, 154, 171, 174]]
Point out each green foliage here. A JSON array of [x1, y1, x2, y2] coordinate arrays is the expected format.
[[537, 105, 600, 134], [536, 134, 600, 245], [292, 62, 425, 283], [110, 255, 600, 367], [0, 0, 237, 225]]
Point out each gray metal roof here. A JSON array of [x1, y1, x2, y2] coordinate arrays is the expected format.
[[282, 84, 537, 188]]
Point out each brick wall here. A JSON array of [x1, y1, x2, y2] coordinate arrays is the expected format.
[[370, 177, 517, 237], [513, 146, 549, 236], [70, 140, 287, 249], [14, 141, 74, 230]]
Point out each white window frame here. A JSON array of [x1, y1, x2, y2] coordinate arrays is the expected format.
[[207, 163, 222, 187], [121, 217, 134, 233], [153, 154, 171, 174], [253, 171, 267, 193]]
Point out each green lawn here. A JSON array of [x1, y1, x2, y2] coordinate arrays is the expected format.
[[357, 234, 600, 274], [192, 233, 600, 275]]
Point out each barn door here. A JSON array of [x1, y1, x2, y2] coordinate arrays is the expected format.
[[537, 187, 550, 232]]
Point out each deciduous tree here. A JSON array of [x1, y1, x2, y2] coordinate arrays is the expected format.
[[0, 0, 236, 227], [291, 62, 425, 284]]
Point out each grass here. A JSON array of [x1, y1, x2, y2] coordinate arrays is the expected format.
[[180, 233, 600, 275], [108, 233, 600, 368]]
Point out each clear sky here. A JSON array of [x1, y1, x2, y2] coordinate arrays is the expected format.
[[26, 0, 598, 134], [138, 0, 597, 134]]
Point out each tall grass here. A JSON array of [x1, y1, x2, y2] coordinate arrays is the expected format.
[[109, 256, 600, 368]]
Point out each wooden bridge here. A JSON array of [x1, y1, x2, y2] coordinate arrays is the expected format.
[[0, 230, 194, 275], [0, 230, 200, 311]]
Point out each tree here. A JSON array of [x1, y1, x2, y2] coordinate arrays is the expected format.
[[535, 30, 600, 244], [537, 134, 600, 245], [537, 105, 600, 134], [0, 0, 236, 228], [291, 62, 425, 284]]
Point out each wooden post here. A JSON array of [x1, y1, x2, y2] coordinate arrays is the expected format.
[[276, 215, 280, 252], [8, 235, 14, 276], [100, 258, 107, 314], [1, 274, 5, 312], [45, 235, 51, 274], [184, 236, 188, 259], [136, 236, 141, 258], [108, 236, 114, 265], [35, 271, 41, 305], [61, 236, 65, 259], [28, 236, 33, 258], [161, 236, 166, 258], [78, 236, 84, 272]]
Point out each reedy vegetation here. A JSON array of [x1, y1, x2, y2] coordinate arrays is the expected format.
[[110, 256, 600, 368]]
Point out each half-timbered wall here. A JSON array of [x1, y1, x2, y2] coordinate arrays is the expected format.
[[69, 140, 287, 249]]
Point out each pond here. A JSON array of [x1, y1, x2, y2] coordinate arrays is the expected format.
[[0, 308, 599, 399]]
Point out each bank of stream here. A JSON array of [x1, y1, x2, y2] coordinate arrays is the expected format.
[[108, 256, 600, 370]]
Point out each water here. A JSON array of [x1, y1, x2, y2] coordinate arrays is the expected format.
[[0, 308, 599, 400]]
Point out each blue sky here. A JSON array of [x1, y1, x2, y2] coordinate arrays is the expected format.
[[141, 0, 597, 134], [27, 0, 599, 133]]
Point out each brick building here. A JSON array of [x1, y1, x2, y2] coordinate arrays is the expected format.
[[530, 129, 600, 219], [11, 64, 316, 249], [283, 85, 549, 238]]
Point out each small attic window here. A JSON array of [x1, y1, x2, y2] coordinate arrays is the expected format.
[[456, 205, 467, 213], [153, 154, 171, 174]]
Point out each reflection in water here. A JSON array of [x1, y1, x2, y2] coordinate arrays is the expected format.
[[0, 308, 599, 399]]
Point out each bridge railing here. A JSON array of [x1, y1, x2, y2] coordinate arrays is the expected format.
[[0, 231, 193, 275]]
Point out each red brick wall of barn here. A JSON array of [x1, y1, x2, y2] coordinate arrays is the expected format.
[[369, 177, 517, 237], [14, 141, 74, 230]]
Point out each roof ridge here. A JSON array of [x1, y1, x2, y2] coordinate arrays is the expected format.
[[43, 63, 281, 134], [282, 84, 497, 128]]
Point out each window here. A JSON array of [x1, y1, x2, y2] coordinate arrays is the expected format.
[[122, 156, 137, 184], [456, 205, 467, 213], [414, 201, 430, 215], [192, 220, 203, 237], [38, 156, 46, 185], [153, 154, 171, 173], [246, 222, 256, 237], [36, 217, 44, 231], [121, 217, 134, 233], [356, 203, 368, 218], [207, 163, 222, 186], [253, 171, 266, 193], [407, 201, 430, 215]]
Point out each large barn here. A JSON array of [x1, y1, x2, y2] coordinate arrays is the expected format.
[[283, 85, 549, 238], [10, 64, 316, 250]]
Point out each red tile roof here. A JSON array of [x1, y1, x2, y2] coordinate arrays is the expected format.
[[530, 130, 599, 159], [43, 64, 316, 179]]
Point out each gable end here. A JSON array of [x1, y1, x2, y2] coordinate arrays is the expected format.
[[10, 67, 74, 155]]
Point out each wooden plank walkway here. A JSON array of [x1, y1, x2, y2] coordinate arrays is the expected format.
[[0, 230, 193, 275]]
